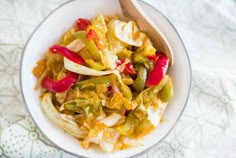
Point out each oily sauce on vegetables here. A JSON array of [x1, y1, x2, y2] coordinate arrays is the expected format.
[[33, 14, 173, 153]]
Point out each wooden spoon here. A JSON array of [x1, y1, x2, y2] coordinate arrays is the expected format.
[[119, 0, 174, 67]]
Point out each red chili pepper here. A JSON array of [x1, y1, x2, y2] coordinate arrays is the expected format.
[[116, 59, 136, 75], [145, 54, 169, 87], [76, 18, 91, 31], [86, 29, 99, 48], [147, 55, 158, 62], [42, 72, 78, 93], [50, 45, 85, 65]]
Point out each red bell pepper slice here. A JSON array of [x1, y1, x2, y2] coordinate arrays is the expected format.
[[125, 62, 136, 74], [86, 29, 100, 48], [116, 59, 136, 75], [145, 54, 169, 87], [76, 18, 91, 31], [147, 55, 158, 62], [50, 45, 85, 65], [42, 72, 78, 93]]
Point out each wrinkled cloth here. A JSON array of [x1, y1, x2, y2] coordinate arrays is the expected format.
[[0, 0, 236, 157]]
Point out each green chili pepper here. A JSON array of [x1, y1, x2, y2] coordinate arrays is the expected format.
[[76, 74, 116, 88], [132, 64, 147, 92], [71, 31, 102, 61], [85, 59, 105, 70], [158, 78, 173, 102]]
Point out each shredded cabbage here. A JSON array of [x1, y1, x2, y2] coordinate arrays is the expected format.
[[34, 14, 173, 153], [41, 93, 88, 138], [113, 20, 146, 47]]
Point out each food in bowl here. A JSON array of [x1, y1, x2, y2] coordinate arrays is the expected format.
[[32, 14, 173, 153]]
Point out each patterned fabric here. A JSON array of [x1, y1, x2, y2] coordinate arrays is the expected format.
[[0, 0, 236, 157]]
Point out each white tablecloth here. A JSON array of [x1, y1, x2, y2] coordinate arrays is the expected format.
[[0, 0, 236, 157]]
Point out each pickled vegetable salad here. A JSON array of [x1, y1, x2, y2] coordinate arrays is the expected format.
[[33, 14, 173, 153]]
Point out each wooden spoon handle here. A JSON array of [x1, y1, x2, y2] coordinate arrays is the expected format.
[[119, 0, 174, 67]]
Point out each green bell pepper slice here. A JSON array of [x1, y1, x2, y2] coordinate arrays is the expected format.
[[71, 31, 102, 61], [132, 64, 147, 92], [119, 83, 132, 101], [115, 111, 139, 135], [148, 75, 170, 97], [76, 74, 116, 88], [85, 59, 105, 70], [158, 78, 174, 102], [141, 75, 170, 104], [133, 51, 154, 71]]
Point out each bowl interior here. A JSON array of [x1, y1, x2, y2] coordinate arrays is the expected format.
[[21, 0, 191, 157]]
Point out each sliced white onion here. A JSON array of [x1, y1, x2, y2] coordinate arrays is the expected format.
[[64, 57, 114, 76]]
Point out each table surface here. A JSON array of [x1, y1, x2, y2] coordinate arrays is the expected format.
[[0, 0, 236, 157]]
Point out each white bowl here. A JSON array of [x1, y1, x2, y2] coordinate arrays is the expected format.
[[20, 0, 191, 157]]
